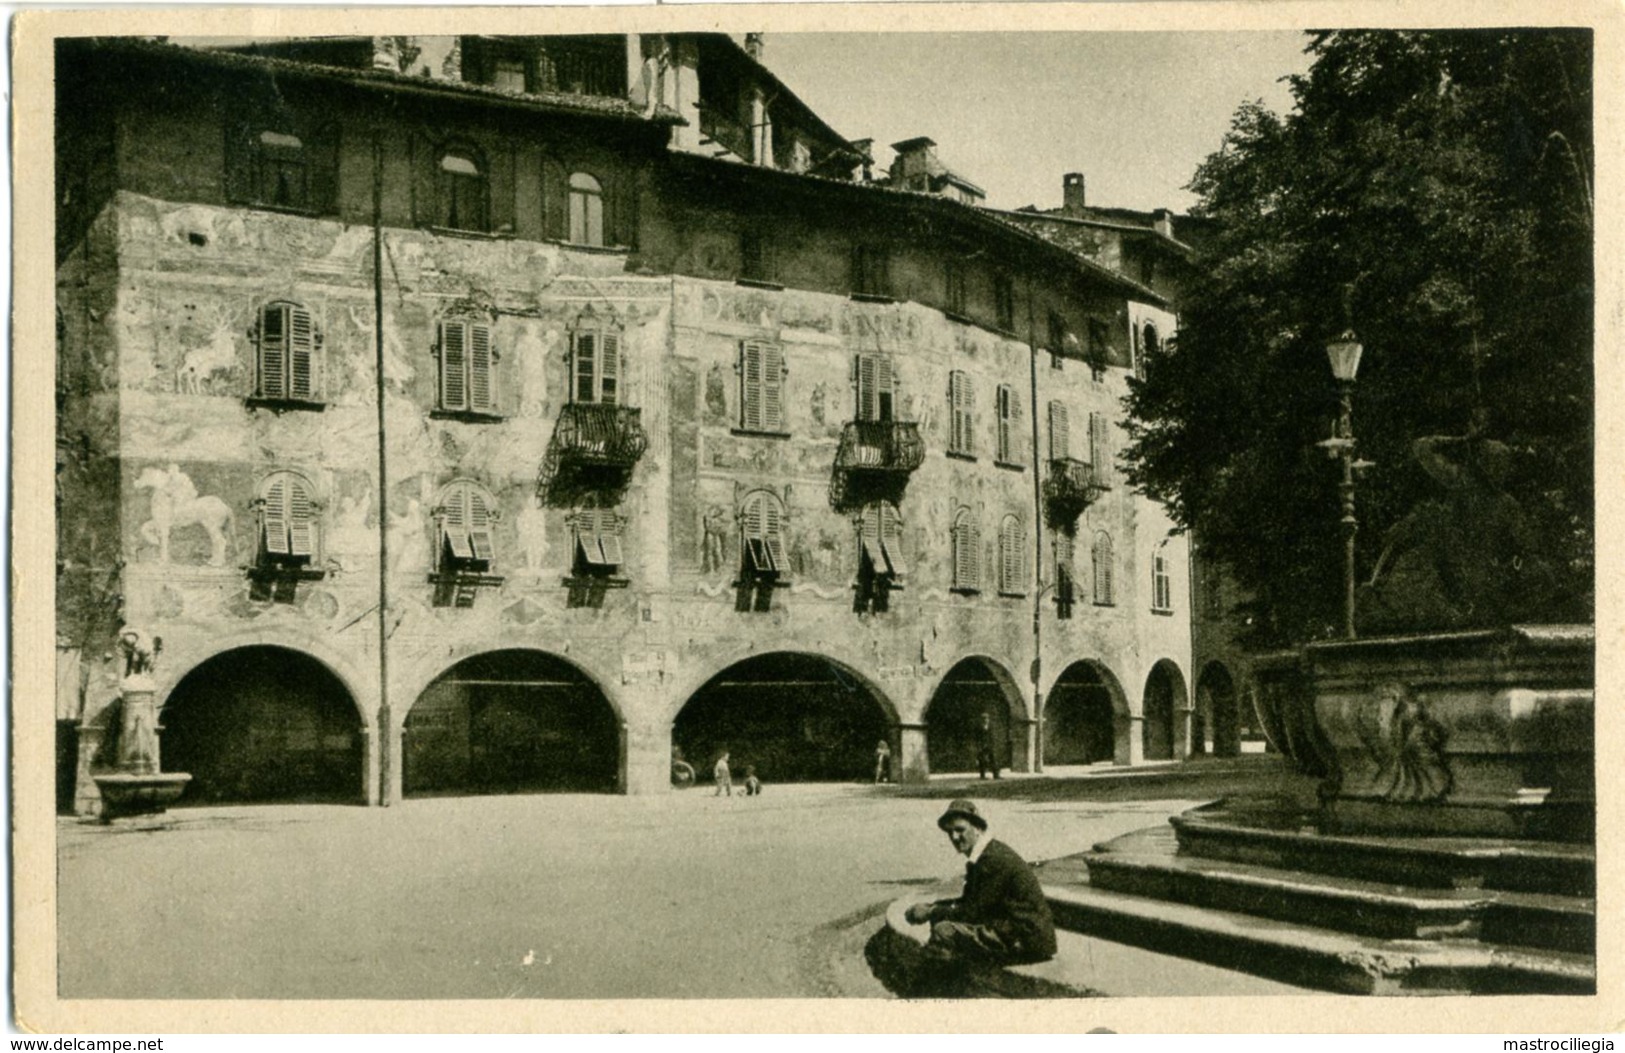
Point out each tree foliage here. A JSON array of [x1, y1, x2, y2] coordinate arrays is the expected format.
[[1122, 29, 1593, 645]]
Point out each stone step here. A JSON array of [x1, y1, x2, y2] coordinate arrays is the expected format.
[[1042, 881, 1596, 996], [1172, 808, 1595, 897], [1081, 828, 1593, 954]]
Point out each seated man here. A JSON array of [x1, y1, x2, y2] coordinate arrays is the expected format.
[[904, 799, 1057, 966]]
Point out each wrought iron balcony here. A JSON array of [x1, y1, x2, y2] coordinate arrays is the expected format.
[[834, 420, 925, 476], [1044, 457, 1110, 524], [552, 403, 649, 474]]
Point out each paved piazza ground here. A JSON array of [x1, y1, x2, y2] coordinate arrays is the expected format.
[[57, 762, 1278, 999]]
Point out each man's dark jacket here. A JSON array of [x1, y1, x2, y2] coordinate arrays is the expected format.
[[934, 838, 1057, 961]]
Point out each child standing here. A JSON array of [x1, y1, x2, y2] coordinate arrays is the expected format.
[[713, 751, 733, 796]]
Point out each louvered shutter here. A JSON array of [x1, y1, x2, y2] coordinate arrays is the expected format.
[[741, 342, 763, 430], [286, 476, 315, 557], [289, 305, 316, 400], [1090, 412, 1111, 476], [763, 499, 787, 572], [443, 486, 473, 561], [259, 304, 288, 400], [880, 502, 905, 576], [597, 510, 624, 567], [1094, 533, 1114, 604], [951, 371, 974, 455], [954, 514, 978, 589], [857, 354, 878, 421], [1049, 402, 1070, 461], [743, 495, 766, 572], [573, 332, 596, 403], [469, 323, 493, 412], [263, 475, 290, 555], [1000, 519, 1018, 593], [860, 505, 886, 575], [440, 321, 467, 411], [599, 331, 619, 406], [762, 343, 784, 431], [875, 355, 895, 421], [468, 489, 494, 565], [997, 386, 1012, 461]]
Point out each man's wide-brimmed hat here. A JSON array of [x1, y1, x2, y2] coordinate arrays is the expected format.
[[937, 799, 987, 831]]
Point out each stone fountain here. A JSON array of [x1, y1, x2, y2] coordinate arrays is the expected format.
[[91, 629, 191, 821]]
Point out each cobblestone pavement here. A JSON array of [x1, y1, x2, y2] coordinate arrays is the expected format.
[[58, 761, 1281, 999]]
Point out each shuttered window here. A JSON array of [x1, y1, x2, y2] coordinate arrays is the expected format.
[[856, 353, 895, 423], [952, 509, 980, 592], [256, 302, 318, 402], [571, 328, 621, 405], [740, 340, 785, 432], [741, 491, 788, 576], [439, 481, 497, 573], [860, 501, 906, 578], [996, 384, 1020, 463], [259, 471, 318, 563], [1055, 533, 1076, 619], [574, 507, 624, 570], [1089, 412, 1112, 481], [1049, 401, 1070, 461], [437, 318, 497, 413], [1093, 532, 1115, 606], [999, 514, 1025, 596], [948, 371, 974, 456]]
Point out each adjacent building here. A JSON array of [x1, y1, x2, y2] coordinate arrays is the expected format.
[[56, 33, 1196, 812]]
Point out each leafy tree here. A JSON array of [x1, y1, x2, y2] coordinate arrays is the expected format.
[[1123, 29, 1593, 644]]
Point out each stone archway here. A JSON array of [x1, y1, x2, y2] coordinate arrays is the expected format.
[[1045, 660, 1129, 766], [1196, 662, 1241, 757], [1141, 659, 1188, 762], [403, 649, 621, 797], [924, 657, 1026, 776], [160, 646, 366, 805], [672, 652, 897, 784]]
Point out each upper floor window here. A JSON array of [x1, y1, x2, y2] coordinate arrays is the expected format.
[[1139, 322, 1161, 380], [993, 274, 1016, 332], [857, 500, 906, 613], [855, 353, 897, 422], [740, 490, 788, 580], [254, 301, 322, 405], [1048, 401, 1070, 461], [1054, 532, 1076, 619], [571, 325, 621, 405], [952, 508, 981, 593], [945, 260, 968, 317], [436, 480, 498, 576], [439, 148, 489, 233], [571, 506, 625, 578], [1048, 312, 1067, 355], [739, 229, 777, 285], [436, 316, 498, 416], [1089, 412, 1112, 483], [569, 172, 605, 247], [225, 122, 338, 215], [256, 470, 320, 567], [739, 339, 786, 433], [948, 370, 975, 457], [851, 244, 891, 300], [1152, 546, 1174, 612], [996, 384, 1021, 465], [998, 514, 1026, 596], [1088, 318, 1111, 376], [1092, 531, 1115, 606]]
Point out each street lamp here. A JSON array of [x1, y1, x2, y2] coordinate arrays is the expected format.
[[1318, 331, 1363, 638]]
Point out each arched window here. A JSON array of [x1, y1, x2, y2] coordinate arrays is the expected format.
[[740, 490, 787, 579], [226, 121, 339, 215], [1092, 531, 1115, 606], [998, 514, 1025, 596], [255, 301, 321, 403], [952, 509, 981, 592], [436, 480, 498, 574], [439, 148, 489, 232], [436, 314, 498, 415], [569, 172, 605, 246], [257, 471, 320, 565]]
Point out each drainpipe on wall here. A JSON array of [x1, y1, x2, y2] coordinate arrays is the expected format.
[[373, 135, 393, 807], [1026, 280, 1044, 775]]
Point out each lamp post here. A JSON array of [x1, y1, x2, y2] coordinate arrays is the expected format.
[[1321, 331, 1363, 639]]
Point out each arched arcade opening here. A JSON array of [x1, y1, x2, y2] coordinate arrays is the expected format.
[[1196, 662, 1241, 757], [404, 650, 620, 796], [924, 657, 1023, 775], [1045, 661, 1125, 766], [160, 646, 365, 805], [673, 653, 892, 783], [1141, 659, 1187, 762]]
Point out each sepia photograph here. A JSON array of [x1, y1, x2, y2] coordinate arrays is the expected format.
[[14, 0, 1619, 1034]]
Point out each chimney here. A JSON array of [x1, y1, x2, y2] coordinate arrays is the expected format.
[[889, 136, 939, 190], [1153, 208, 1175, 238], [744, 33, 765, 60], [1063, 172, 1086, 217], [850, 138, 875, 182]]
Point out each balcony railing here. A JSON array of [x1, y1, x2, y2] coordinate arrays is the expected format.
[[553, 403, 649, 473], [1044, 457, 1110, 524], [835, 420, 925, 476]]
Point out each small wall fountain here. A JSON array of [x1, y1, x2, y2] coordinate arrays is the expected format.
[[91, 628, 191, 821]]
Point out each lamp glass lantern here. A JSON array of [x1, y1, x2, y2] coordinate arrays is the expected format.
[[1326, 331, 1363, 382]]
